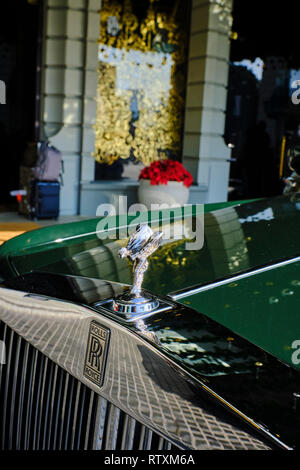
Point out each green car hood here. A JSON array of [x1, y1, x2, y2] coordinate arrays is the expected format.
[[1, 194, 300, 368]]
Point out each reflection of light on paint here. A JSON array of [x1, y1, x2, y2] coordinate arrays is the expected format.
[[233, 57, 264, 81], [269, 297, 279, 304], [239, 208, 274, 224], [291, 280, 300, 286], [221, 361, 231, 368], [281, 289, 294, 296]]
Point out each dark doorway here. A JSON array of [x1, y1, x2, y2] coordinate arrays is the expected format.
[[0, 0, 40, 209], [225, 0, 300, 200]]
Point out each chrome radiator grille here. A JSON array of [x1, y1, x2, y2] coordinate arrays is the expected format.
[[0, 321, 176, 450]]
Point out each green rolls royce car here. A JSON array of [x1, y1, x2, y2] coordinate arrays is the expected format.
[[0, 194, 300, 451]]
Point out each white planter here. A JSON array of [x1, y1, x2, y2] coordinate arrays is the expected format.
[[137, 179, 189, 209]]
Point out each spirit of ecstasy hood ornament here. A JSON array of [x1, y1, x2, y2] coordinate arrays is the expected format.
[[112, 224, 163, 315], [119, 224, 163, 297]]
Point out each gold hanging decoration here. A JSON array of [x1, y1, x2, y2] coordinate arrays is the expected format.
[[94, 0, 187, 166]]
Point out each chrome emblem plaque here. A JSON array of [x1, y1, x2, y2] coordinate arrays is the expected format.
[[84, 321, 110, 387]]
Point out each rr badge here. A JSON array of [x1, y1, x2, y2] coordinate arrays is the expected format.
[[84, 321, 110, 387]]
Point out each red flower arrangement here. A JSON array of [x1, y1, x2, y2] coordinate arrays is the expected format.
[[139, 159, 193, 188]]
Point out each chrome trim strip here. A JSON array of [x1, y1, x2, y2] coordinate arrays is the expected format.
[[170, 255, 300, 300], [58, 373, 69, 450], [138, 426, 146, 450], [70, 381, 82, 450], [52, 365, 63, 449], [24, 347, 38, 449], [105, 403, 120, 450], [42, 358, 53, 449], [76, 384, 86, 450], [9, 335, 21, 449], [121, 414, 129, 450], [93, 396, 108, 450], [158, 436, 164, 450], [2, 328, 14, 449], [84, 391, 96, 450], [63, 376, 75, 449], [0, 323, 7, 399], [16, 342, 29, 449], [32, 353, 44, 450], [122, 416, 136, 450], [47, 364, 58, 450], [144, 428, 153, 450]]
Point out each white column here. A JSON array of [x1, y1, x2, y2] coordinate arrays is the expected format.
[[183, 0, 232, 203], [40, 0, 101, 215]]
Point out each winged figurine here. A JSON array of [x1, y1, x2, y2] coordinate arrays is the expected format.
[[119, 224, 163, 297]]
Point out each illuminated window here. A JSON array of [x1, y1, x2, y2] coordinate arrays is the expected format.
[[94, 0, 190, 168]]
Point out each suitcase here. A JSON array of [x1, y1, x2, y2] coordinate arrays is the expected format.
[[33, 141, 62, 181], [30, 180, 60, 220]]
